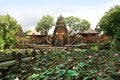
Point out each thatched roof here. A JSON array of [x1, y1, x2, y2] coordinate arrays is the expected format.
[[80, 28, 99, 34]]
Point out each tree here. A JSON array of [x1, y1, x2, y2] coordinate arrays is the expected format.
[[80, 19, 90, 32], [65, 16, 80, 34], [36, 15, 55, 35], [0, 14, 20, 49], [65, 16, 90, 34], [96, 5, 120, 50], [24, 30, 31, 35]]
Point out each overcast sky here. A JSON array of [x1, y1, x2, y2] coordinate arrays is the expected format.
[[0, 0, 120, 33]]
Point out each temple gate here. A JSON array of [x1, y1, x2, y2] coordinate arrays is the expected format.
[[52, 15, 68, 46]]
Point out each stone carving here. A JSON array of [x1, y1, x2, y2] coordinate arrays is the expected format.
[[52, 15, 68, 46]]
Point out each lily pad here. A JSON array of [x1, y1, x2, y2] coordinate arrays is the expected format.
[[57, 70, 66, 77], [65, 70, 79, 77], [78, 62, 86, 67]]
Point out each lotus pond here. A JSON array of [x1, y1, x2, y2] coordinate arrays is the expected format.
[[0, 49, 120, 80]]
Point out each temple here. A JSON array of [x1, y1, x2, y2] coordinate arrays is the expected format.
[[52, 15, 68, 46], [16, 15, 100, 48]]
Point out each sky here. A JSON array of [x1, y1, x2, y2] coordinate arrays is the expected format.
[[0, 0, 120, 33]]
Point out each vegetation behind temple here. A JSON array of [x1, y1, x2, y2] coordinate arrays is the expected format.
[[96, 5, 120, 51], [35, 15, 55, 35], [0, 14, 21, 49], [65, 16, 90, 34]]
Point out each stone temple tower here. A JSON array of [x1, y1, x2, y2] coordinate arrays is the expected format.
[[52, 15, 68, 46]]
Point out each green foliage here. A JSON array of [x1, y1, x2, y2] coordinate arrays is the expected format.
[[90, 45, 99, 51], [96, 5, 120, 50], [57, 70, 66, 77], [65, 16, 81, 34], [0, 14, 20, 49], [65, 16, 90, 34], [77, 62, 86, 68], [28, 73, 40, 79], [24, 30, 31, 35], [65, 70, 79, 77], [97, 5, 120, 36], [80, 19, 91, 32], [36, 15, 55, 35]]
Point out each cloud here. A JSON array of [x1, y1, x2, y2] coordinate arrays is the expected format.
[[0, 0, 120, 32]]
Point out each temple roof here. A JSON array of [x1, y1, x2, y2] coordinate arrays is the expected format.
[[80, 28, 99, 34]]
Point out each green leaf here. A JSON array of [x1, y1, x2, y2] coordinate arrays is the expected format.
[[30, 73, 39, 79], [88, 60, 93, 63], [56, 64, 64, 69], [78, 62, 86, 67], [90, 70, 97, 73], [39, 74, 48, 79], [65, 70, 79, 77], [57, 70, 66, 77], [33, 67, 41, 71], [96, 76, 103, 80], [83, 76, 91, 80]]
